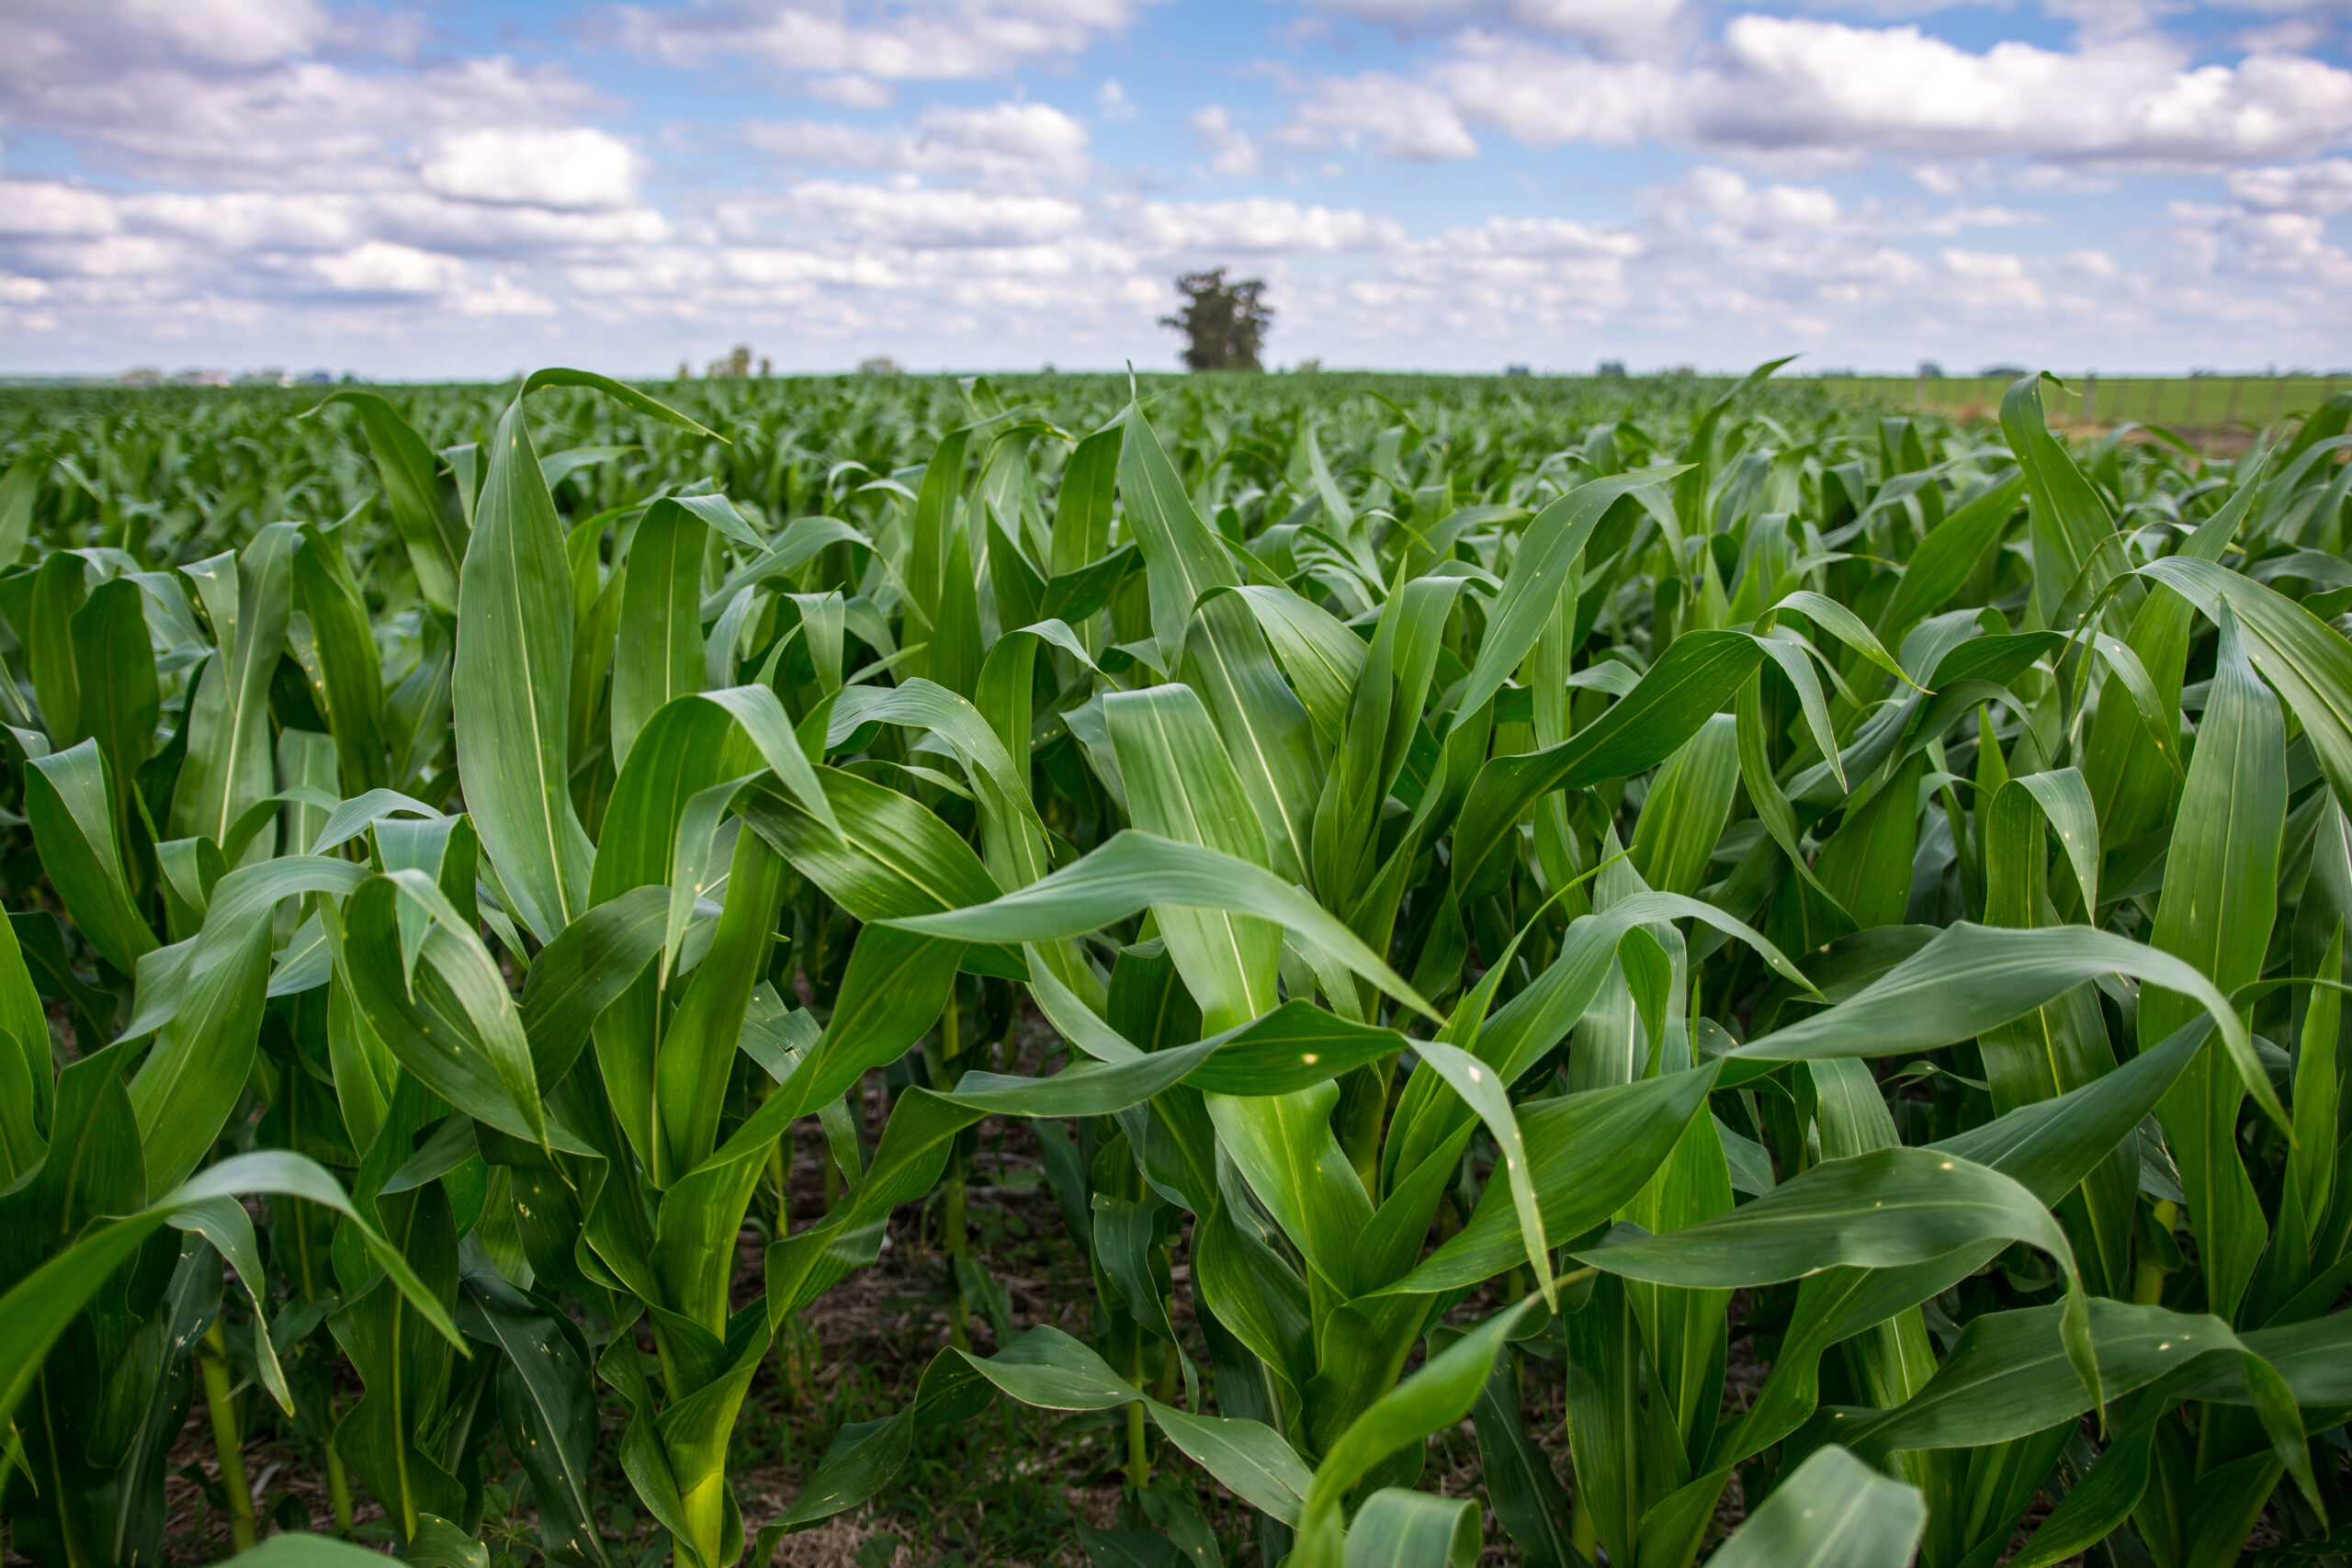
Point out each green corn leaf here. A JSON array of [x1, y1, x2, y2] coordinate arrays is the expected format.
[[339, 872, 554, 1150], [1708, 1446, 1923, 1568], [454, 389, 595, 942], [173, 523, 298, 863], [883, 830, 1438, 1021], [311, 389, 470, 613], [610, 495, 713, 772], [27, 738, 154, 976], [294, 522, 390, 795], [1452, 466, 1687, 725], [1119, 400, 1241, 670], [1729, 921, 2283, 1130], [2002, 374, 2121, 629], [1877, 472, 2024, 642], [1342, 1492, 1481, 1568], [1574, 1145, 2104, 1416], [0, 1149, 461, 1442], [957, 1325, 1315, 1525], [1293, 1299, 1540, 1568], [1452, 630, 1765, 901]]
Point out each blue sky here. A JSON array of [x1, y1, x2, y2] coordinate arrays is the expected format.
[[6, 0, 2351, 377]]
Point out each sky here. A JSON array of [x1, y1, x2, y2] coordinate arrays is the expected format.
[[5, 0, 2352, 378]]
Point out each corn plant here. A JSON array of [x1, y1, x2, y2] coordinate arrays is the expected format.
[[0, 366, 2350, 1568]]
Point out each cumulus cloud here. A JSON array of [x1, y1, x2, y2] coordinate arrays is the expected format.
[[111, 0, 329, 67], [1279, 17, 2352, 170], [788, 182, 1088, 246], [454, 274, 560, 316], [1189, 107, 1261, 179], [1299, 0, 1689, 56], [1130, 198, 1406, 253], [1280, 73, 1478, 161], [746, 101, 1091, 186], [1, 0, 609, 192], [420, 129, 641, 210], [2227, 158, 2352, 214], [314, 241, 465, 295], [0, 183, 122, 240], [596, 0, 1141, 99]]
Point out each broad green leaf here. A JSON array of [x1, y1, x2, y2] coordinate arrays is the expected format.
[[454, 389, 594, 942], [884, 830, 1437, 1022], [1453, 630, 1765, 900], [611, 495, 711, 771], [1709, 1446, 1923, 1568], [1730, 921, 2284, 1129], [0, 1149, 460, 1443], [1120, 400, 1241, 669], [313, 389, 470, 612], [1294, 1300, 1538, 1568], [2144, 601, 2284, 1322], [27, 738, 154, 976], [1575, 1145, 2104, 1414], [1452, 467, 1686, 725], [171, 523, 298, 863]]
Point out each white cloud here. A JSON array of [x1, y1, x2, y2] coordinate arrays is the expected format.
[[2227, 158, 2352, 214], [1300, 0, 1688, 55], [1653, 165, 1843, 234], [1189, 107, 1261, 179], [1131, 198, 1405, 253], [1701, 18, 2352, 164], [746, 102, 1090, 186], [741, 120, 900, 166], [122, 190, 356, 250], [913, 102, 1091, 184], [1938, 247, 2048, 313], [1430, 44, 1679, 148], [370, 195, 674, 255], [454, 274, 559, 316], [1097, 79, 1137, 120], [0, 183, 123, 240], [1391, 17, 2352, 168], [598, 0, 1140, 98], [111, 0, 328, 66], [804, 73, 896, 107], [0, 2, 609, 194], [789, 182, 1088, 246], [420, 129, 642, 210], [314, 241, 464, 294], [1281, 73, 1479, 161]]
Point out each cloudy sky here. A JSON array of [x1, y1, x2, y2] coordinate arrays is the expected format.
[[5, 0, 2351, 377]]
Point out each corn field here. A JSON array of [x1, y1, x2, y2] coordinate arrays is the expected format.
[[3, 363, 2352, 1568]]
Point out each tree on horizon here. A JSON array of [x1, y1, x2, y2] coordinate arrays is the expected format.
[[1161, 268, 1272, 371]]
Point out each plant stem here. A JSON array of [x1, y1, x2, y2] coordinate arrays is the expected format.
[[327, 1437, 353, 1533], [929, 998, 971, 1351], [1125, 1324, 1149, 1492], [2133, 1200, 2178, 1305], [199, 1321, 258, 1554]]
